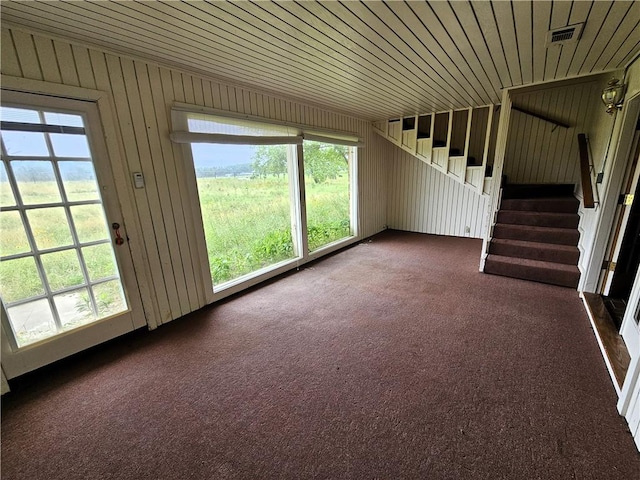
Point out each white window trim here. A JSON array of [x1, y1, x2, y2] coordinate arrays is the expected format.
[[170, 131, 303, 145], [171, 105, 360, 304], [171, 102, 364, 147]]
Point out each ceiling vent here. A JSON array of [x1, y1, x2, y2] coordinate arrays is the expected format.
[[546, 23, 584, 46]]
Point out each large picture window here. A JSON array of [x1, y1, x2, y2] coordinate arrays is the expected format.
[[172, 108, 359, 293], [303, 140, 354, 251], [191, 142, 299, 286]]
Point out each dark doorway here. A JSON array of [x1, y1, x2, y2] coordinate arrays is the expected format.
[[604, 117, 640, 329], [608, 177, 640, 300], [604, 180, 640, 328]]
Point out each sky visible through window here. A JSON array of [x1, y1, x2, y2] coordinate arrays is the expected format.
[[191, 143, 254, 168]]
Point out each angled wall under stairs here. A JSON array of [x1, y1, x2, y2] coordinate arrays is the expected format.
[[484, 184, 581, 288]]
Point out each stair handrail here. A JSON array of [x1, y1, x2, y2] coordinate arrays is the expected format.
[[512, 106, 570, 131], [578, 133, 595, 209]]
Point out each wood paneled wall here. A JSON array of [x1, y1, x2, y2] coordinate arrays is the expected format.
[[450, 109, 469, 153], [387, 145, 488, 238], [433, 112, 449, 144], [0, 26, 387, 326], [503, 78, 604, 185], [587, 76, 621, 183], [468, 107, 490, 162]]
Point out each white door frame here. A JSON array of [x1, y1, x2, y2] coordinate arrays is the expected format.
[[0, 77, 153, 378], [617, 267, 640, 451], [582, 91, 640, 449], [581, 92, 640, 293], [601, 129, 640, 295], [1, 74, 157, 328]]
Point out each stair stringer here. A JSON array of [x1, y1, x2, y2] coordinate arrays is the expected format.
[[373, 109, 494, 197]]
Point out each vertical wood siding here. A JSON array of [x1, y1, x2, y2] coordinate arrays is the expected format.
[[586, 76, 621, 180], [1, 27, 387, 326], [503, 79, 603, 185], [450, 109, 469, 153], [386, 145, 488, 238], [433, 112, 449, 145], [468, 107, 490, 162]]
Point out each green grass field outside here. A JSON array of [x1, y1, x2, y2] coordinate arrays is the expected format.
[[1, 173, 351, 311], [0, 178, 126, 345], [196, 174, 351, 285]]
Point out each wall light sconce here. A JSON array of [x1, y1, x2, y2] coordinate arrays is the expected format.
[[601, 78, 625, 115]]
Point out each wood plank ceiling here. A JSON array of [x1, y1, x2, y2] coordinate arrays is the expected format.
[[1, 0, 639, 120]]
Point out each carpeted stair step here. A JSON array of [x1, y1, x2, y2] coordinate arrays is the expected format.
[[500, 197, 579, 214], [484, 254, 580, 288], [492, 223, 579, 246], [488, 238, 580, 265], [496, 210, 580, 229], [502, 183, 575, 199]]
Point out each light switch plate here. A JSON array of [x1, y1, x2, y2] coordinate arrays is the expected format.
[[133, 172, 144, 189]]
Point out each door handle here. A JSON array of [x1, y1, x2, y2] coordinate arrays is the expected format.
[[112, 223, 125, 245]]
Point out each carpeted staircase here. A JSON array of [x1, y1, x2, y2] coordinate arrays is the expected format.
[[484, 184, 581, 288]]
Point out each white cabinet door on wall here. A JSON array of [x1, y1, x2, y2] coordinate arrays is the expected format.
[[0, 91, 145, 378]]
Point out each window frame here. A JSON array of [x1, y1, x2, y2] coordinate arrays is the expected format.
[[171, 105, 361, 303], [302, 138, 357, 254]]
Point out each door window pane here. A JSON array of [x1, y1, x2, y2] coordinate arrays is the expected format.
[[70, 204, 109, 243], [41, 249, 84, 291], [1, 107, 41, 124], [12, 161, 62, 204], [7, 299, 56, 347], [82, 243, 118, 282], [54, 288, 95, 330], [0, 256, 44, 303], [1, 131, 49, 156], [26, 207, 73, 249], [43, 112, 84, 127], [0, 162, 16, 207], [193, 143, 298, 285], [59, 161, 100, 201], [303, 141, 353, 251], [49, 133, 91, 158], [92, 280, 126, 319], [0, 211, 31, 256]]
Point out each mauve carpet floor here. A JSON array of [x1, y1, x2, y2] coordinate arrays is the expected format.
[[2, 230, 639, 479]]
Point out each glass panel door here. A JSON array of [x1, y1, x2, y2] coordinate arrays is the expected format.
[[0, 105, 128, 348], [302, 140, 355, 251]]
